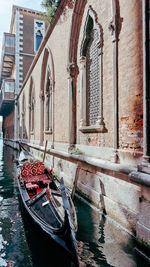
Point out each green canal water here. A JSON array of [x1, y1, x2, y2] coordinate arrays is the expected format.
[[0, 140, 149, 266]]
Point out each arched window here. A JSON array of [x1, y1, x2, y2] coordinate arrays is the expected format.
[[22, 93, 26, 139], [80, 7, 106, 133], [36, 30, 43, 51], [40, 47, 54, 146], [44, 68, 52, 133], [29, 78, 35, 135], [34, 20, 45, 52]]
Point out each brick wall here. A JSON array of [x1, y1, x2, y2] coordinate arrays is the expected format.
[[119, 0, 143, 151]]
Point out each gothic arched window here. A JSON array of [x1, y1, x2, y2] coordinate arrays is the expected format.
[[29, 78, 35, 135], [22, 93, 26, 139], [34, 20, 45, 52], [44, 68, 52, 133], [80, 7, 106, 133], [36, 30, 43, 51]]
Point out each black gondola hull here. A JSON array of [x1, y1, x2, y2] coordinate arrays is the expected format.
[[16, 154, 79, 266]]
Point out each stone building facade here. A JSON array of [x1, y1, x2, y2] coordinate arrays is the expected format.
[[2, 0, 150, 254], [0, 5, 47, 140]]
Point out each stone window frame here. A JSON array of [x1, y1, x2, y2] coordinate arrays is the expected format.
[[40, 46, 54, 145], [44, 66, 52, 134], [79, 7, 106, 133], [29, 77, 35, 136], [34, 19, 45, 53], [22, 93, 26, 139]]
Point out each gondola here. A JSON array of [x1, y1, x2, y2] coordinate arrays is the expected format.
[[16, 148, 79, 266]]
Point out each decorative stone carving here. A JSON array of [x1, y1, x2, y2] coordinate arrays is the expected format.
[[67, 62, 78, 78], [108, 0, 123, 42], [39, 90, 45, 101]]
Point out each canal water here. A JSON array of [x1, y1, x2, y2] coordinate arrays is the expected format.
[[0, 140, 149, 267]]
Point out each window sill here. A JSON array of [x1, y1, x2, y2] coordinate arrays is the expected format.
[[44, 130, 52, 134], [79, 124, 107, 133]]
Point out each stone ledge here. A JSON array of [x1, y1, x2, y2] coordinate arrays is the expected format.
[[129, 171, 150, 187], [13, 140, 150, 188], [27, 141, 136, 174]]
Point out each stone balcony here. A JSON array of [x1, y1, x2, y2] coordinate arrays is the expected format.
[[0, 79, 15, 116]]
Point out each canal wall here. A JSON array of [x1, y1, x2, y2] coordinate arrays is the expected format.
[[5, 139, 150, 253], [30, 143, 150, 251]]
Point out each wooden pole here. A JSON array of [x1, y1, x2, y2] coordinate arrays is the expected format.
[[43, 140, 48, 162]]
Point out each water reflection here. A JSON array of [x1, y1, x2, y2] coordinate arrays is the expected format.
[[75, 197, 150, 267]]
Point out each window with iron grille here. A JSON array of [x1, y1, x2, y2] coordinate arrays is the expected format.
[[80, 7, 106, 133], [86, 28, 100, 126], [44, 69, 52, 133]]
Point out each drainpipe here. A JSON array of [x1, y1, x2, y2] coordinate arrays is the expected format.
[[138, 0, 150, 173], [142, 0, 150, 162], [108, 0, 123, 163]]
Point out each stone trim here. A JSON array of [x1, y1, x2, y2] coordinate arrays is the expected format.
[[129, 171, 150, 187], [44, 67, 53, 133], [15, 10, 24, 95], [44, 130, 52, 134], [108, 0, 123, 162], [20, 52, 35, 57], [79, 125, 106, 133], [8, 138, 149, 188], [19, 140, 136, 175], [29, 77, 35, 139]]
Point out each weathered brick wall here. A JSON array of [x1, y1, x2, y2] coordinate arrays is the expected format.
[[119, 0, 143, 151]]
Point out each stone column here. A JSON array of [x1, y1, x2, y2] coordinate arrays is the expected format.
[[45, 92, 50, 131], [108, 0, 123, 162], [31, 99, 35, 133], [67, 62, 78, 150], [14, 98, 18, 141], [49, 87, 52, 133], [96, 41, 106, 131], [28, 103, 31, 140], [21, 111, 24, 140], [79, 56, 87, 127], [39, 91, 44, 146]]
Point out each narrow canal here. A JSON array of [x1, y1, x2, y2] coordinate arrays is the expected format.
[[0, 141, 149, 267]]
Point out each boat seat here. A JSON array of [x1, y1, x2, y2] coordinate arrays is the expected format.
[[26, 183, 39, 190], [24, 174, 50, 183]]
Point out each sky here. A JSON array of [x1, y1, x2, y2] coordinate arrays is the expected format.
[[0, 0, 44, 57]]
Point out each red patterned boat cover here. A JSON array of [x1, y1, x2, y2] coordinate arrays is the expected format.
[[21, 159, 45, 177]]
